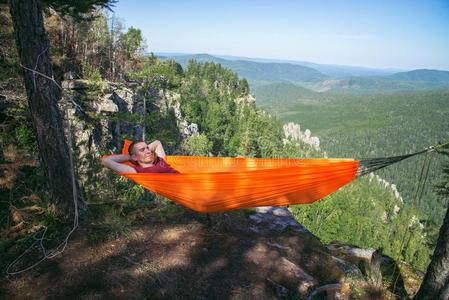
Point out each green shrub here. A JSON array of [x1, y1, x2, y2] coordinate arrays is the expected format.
[[181, 134, 213, 156]]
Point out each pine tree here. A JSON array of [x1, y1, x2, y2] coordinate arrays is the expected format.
[[8, 0, 114, 216]]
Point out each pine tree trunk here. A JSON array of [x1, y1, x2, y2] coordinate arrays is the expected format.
[[9, 0, 85, 216], [414, 204, 449, 300]]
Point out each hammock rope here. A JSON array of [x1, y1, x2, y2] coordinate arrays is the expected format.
[[414, 151, 433, 210], [357, 140, 448, 177], [357, 147, 433, 177]]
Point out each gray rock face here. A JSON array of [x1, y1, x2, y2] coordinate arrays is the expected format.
[[63, 71, 78, 80], [157, 90, 199, 137], [331, 256, 363, 277], [245, 206, 391, 298], [243, 240, 319, 298], [115, 87, 137, 112], [93, 93, 118, 113], [245, 206, 345, 298], [61, 80, 147, 186], [61, 80, 89, 90], [283, 122, 320, 150], [249, 206, 311, 234], [326, 241, 383, 288], [235, 94, 255, 106], [63, 80, 150, 149], [60, 78, 203, 165], [183, 123, 199, 136]]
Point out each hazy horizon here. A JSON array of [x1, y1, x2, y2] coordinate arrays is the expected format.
[[153, 51, 415, 72], [113, 0, 449, 71]]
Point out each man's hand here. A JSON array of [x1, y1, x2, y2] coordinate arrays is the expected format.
[[148, 140, 166, 159]]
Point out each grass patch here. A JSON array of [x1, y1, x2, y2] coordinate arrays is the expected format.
[[86, 205, 132, 244], [152, 196, 187, 222]]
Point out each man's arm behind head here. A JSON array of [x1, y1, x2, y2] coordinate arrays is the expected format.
[[102, 154, 137, 173]]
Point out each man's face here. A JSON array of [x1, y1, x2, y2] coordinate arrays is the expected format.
[[131, 142, 157, 164]]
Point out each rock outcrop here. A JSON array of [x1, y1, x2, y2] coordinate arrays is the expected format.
[[235, 94, 256, 106], [243, 206, 355, 298], [61, 79, 199, 155], [243, 206, 420, 299], [283, 122, 320, 150]]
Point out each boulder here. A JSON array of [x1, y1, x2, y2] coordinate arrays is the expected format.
[[62, 80, 89, 90]]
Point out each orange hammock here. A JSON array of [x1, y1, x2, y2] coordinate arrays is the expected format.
[[105, 140, 359, 213]]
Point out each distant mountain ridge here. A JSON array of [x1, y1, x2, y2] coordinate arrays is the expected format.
[[155, 52, 404, 77], [157, 52, 449, 93], [389, 69, 449, 82], [158, 53, 328, 85], [308, 69, 449, 93]]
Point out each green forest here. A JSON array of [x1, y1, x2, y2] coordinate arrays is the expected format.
[[254, 84, 449, 216], [253, 83, 449, 270], [1, 1, 449, 299]]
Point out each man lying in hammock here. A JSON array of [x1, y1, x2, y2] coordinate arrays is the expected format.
[[102, 140, 179, 173]]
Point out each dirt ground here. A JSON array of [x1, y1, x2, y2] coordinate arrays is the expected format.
[[0, 200, 345, 300]]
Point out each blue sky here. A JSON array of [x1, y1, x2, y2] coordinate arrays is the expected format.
[[113, 0, 449, 70]]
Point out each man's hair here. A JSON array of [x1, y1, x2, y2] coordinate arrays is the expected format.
[[128, 140, 143, 156]]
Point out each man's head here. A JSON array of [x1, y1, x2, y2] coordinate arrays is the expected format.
[[128, 140, 158, 166]]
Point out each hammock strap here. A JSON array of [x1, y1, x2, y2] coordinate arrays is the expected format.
[[357, 149, 429, 176], [355, 140, 449, 177], [414, 151, 433, 209]]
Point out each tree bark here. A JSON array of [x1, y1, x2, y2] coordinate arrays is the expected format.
[[9, 0, 85, 215], [414, 203, 449, 300]]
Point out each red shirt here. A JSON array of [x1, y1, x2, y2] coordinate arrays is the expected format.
[[133, 157, 179, 174]]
